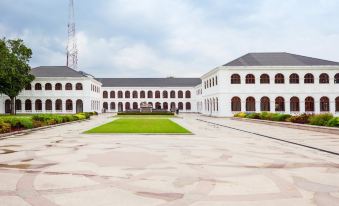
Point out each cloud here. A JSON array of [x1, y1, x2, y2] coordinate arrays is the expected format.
[[1, 0, 339, 77]]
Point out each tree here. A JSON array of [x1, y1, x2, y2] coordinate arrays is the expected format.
[[0, 38, 34, 114]]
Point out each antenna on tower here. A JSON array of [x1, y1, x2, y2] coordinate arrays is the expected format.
[[66, 0, 78, 70]]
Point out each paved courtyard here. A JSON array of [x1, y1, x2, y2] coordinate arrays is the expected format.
[[1, 114, 339, 206]]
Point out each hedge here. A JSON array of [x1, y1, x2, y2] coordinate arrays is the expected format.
[[118, 112, 175, 115], [234, 112, 339, 127], [0, 112, 97, 134]]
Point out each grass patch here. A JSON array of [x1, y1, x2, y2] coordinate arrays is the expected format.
[[85, 118, 191, 134], [115, 115, 175, 119]]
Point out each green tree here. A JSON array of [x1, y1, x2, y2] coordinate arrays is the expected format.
[[0, 38, 34, 114]]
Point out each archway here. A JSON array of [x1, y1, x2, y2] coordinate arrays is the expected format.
[[5, 100, 11, 114], [76, 100, 83, 113]]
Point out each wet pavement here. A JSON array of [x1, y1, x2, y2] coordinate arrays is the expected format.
[[0, 114, 339, 206]]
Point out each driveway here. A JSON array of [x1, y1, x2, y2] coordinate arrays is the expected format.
[[0, 114, 339, 206]]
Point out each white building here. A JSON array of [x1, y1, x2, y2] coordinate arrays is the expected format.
[[200, 52, 339, 117], [1, 52, 339, 117]]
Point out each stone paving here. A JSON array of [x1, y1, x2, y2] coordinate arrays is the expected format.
[[0, 114, 339, 206]]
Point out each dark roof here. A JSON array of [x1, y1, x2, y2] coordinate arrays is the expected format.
[[223, 52, 339, 66], [96, 78, 201, 87], [31, 66, 86, 77]]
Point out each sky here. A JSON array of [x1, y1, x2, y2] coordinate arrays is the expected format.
[[1, 0, 339, 78]]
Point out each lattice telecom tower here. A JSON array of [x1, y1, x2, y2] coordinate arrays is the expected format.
[[66, 0, 78, 70]]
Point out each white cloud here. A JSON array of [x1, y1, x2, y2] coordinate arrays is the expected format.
[[2, 0, 339, 77]]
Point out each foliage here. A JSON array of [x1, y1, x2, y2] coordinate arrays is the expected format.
[[309, 113, 333, 126], [0, 38, 35, 114], [0, 113, 92, 134], [326, 117, 339, 127], [234, 112, 338, 128], [245, 113, 261, 119], [234, 112, 247, 118], [287, 113, 312, 124], [118, 112, 174, 116], [0, 120, 11, 133]]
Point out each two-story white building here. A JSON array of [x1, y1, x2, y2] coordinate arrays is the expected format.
[[200, 52, 339, 117], [1, 52, 338, 117]]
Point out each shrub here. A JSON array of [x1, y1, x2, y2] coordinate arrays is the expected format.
[[246, 113, 260, 119], [326, 117, 339, 127], [271, 113, 291, 122], [287, 113, 312, 124], [309, 113, 333, 126], [259, 112, 274, 120], [234, 112, 247, 118], [118, 112, 174, 115], [0, 120, 11, 133]]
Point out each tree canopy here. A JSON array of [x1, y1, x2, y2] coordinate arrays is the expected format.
[[0, 38, 35, 114]]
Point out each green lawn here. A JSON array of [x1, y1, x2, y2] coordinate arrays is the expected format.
[[85, 118, 191, 134], [115, 115, 175, 119]]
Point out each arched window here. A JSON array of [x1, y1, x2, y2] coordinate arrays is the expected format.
[[110, 91, 115, 98], [147, 91, 153, 98], [103, 102, 108, 110], [275, 97, 285, 111], [132, 91, 138, 98], [290, 97, 300, 112], [45, 83, 52, 90], [289, 73, 299, 84], [125, 102, 130, 110], [260, 74, 270, 84], [66, 99, 73, 111], [319, 73, 329, 84], [186, 102, 191, 110], [245, 74, 255, 84], [170, 90, 175, 98], [133, 102, 138, 110], [55, 83, 62, 90], [110, 102, 115, 110], [216, 98, 219, 111], [336, 97, 339, 112], [178, 91, 183, 98], [155, 91, 160, 98], [45, 99, 52, 111], [140, 91, 145, 98], [25, 99, 32, 110], [231, 74, 241, 84], [163, 102, 168, 110], [5, 100, 10, 114], [260, 97, 270, 111], [125, 91, 130, 98], [275, 73, 285, 84], [178, 102, 183, 110], [118, 102, 123, 112], [246, 97, 256, 111], [35, 99, 42, 110], [76, 100, 83, 113], [305, 97, 315, 112], [55, 99, 62, 111], [65, 83, 72, 90], [304, 73, 314, 84], [118, 91, 123, 98], [163, 91, 168, 98], [25, 84, 32, 90], [231, 97, 241, 111], [335, 73, 339, 84], [155, 102, 161, 109], [35, 83, 42, 90], [15, 99, 22, 111], [170, 102, 176, 110], [320, 96, 330, 112], [185, 90, 191, 98], [103, 91, 108, 98], [76, 83, 83, 90], [148, 102, 153, 108], [212, 78, 215, 86]]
